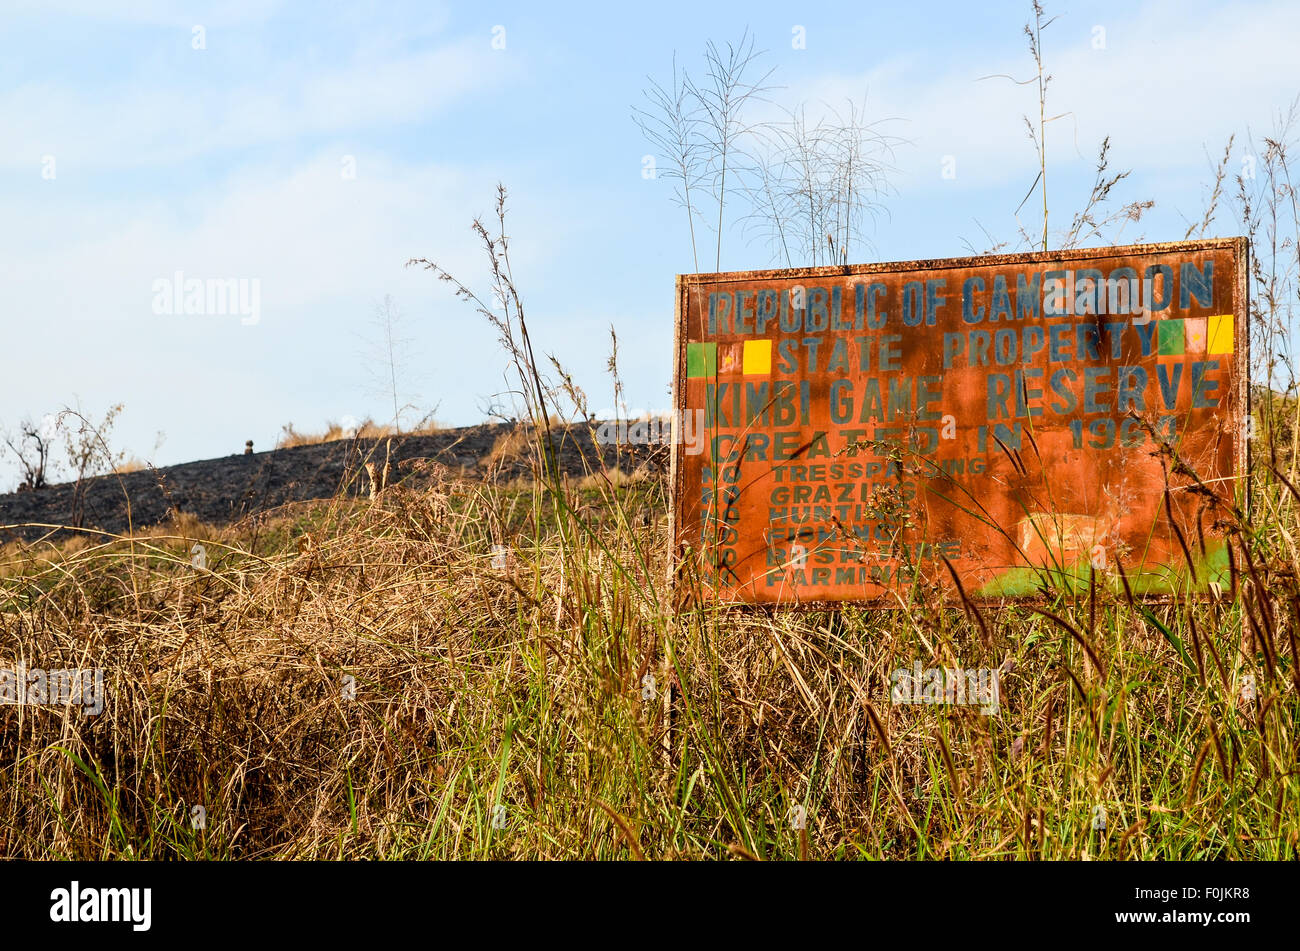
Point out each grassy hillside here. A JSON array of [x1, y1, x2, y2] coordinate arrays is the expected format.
[[0, 422, 656, 544], [1, 414, 1297, 859]]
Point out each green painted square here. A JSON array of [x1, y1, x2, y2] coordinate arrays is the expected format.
[[1157, 319, 1185, 356], [686, 341, 716, 378]]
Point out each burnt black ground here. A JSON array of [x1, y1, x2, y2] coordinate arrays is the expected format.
[[0, 423, 664, 543]]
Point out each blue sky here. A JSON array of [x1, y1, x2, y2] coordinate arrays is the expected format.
[[2, 0, 1296, 474]]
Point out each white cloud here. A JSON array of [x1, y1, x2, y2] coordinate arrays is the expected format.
[[1, 36, 516, 169]]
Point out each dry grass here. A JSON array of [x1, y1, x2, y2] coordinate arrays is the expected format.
[[112, 457, 148, 475], [485, 424, 532, 471], [277, 416, 443, 449], [1, 448, 1298, 860], [569, 465, 656, 492]]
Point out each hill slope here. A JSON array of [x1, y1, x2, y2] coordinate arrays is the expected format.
[[0, 422, 660, 542]]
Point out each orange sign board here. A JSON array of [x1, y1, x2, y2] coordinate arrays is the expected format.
[[671, 239, 1249, 605]]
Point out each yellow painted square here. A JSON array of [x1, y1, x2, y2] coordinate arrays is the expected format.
[[743, 339, 772, 374], [1208, 314, 1234, 354]]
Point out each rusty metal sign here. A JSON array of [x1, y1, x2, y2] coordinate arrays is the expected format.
[[670, 239, 1249, 605]]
